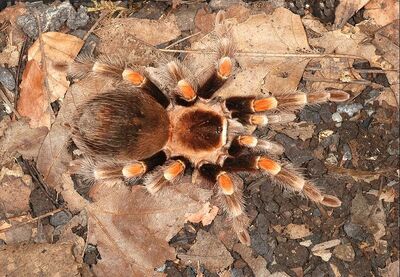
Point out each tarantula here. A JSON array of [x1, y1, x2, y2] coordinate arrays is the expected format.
[[69, 15, 348, 245]]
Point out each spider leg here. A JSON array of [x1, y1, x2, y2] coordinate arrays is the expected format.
[[197, 37, 236, 99], [198, 163, 251, 245], [69, 54, 170, 107], [222, 155, 342, 207], [70, 151, 167, 185], [143, 158, 187, 194], [229, 135, 284, 156], [225, 90, 349, 114], [231, 112, 297, 127]]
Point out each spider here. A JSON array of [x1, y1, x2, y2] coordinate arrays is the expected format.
[[68, 14, 349, 246]]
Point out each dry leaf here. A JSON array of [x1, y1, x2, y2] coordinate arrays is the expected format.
[[28, 32, 84, 101], [233, 243, 271, 277], [0, 163, 32, 217], [188, 8, 312, 99], [61, 174, 212, 276], [186, 202, 219, 226], [311, 239, 341, 262], [271, 122, 315, 141], [284, 224, 312, 239], [0, 119, 48, 164], [380, 260, 399, 277], [364, 0, 400, 26], [372, 20, 399, 106], [334, 0, 371, 28], [367, 187, 397, 202], [17, 60, 52, 129], [327, 166, 384, 183], [0, 242, 81, 275], [96, 15, 181, 47], [179, 230, 233, 272], [351, 192, 386, 241]]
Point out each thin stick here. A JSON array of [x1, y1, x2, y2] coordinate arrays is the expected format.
[[158, 48, 364, 60], [165, 31, 202, 49], [83, 11, 109, 41], [0, 208, 64, 233], [303, 76, 372, 85], [306, 67, 399, 74], [0, 83, 21, 119]]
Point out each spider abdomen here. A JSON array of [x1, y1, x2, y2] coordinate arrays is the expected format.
[[71, 88, 170, 161]]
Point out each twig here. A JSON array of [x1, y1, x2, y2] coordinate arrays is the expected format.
[[303, 76, 372, 85], [14, 37, 29, 109], [158, 48, 365, 60], [0, 208, 64, 233], [0, 83, 21, 119], [305, 67, 399, 74], [165, 31, 201, 49], [83, 11, 109, 41]]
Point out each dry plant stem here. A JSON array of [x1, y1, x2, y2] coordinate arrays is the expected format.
[[83, 11, 109, 41], [303, 76, 372, 85], [158, 48, 364, 60], [0, 84, 21, 118], [34, 14, 52, 106], [165, 31, 202, 50], [0, 207, 64, 233], [306, 67, 399, 74], [14, 38, 28, 109]]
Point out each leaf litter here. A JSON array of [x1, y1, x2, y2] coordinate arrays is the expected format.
[[0, 1, 398, 276]]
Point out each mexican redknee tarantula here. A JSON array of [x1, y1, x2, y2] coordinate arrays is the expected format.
[[69, 15, 348, 245]]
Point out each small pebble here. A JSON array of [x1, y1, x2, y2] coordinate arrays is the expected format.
[[333, 243, 355, 262], [0, 67, 15, 91], [332, 112, 342, 123], [50, 210, 72, 227], [337, 103, 363, 117]]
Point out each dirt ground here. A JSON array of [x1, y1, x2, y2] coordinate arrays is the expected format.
[[0, 1, 398, 277]]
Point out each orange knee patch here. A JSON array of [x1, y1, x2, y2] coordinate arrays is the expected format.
[[217, 57, 233, 79], [257, 157, 281, 175], [122, 162, 146, 178], [122, 69, 146, 86], [177, 79, 196, 101], [164, 160, 185, 181], [252, 97, 278, 112], [217, 172, 235, 195], [238, 136, 258, 147]]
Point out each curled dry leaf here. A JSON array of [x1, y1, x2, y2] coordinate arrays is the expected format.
[[367, 187, 397, 202], [284, 223, 312, 240], [27, 32, 84, 101], [334, 0, 371, 28], [178, 230, 233, 272], [188, 8, 312, 98], [364, 0, 400, 26], [61, 174, 212, 276], [0, 119, 48, 164], [96, 15, 181, 48], [0, 242, 81, 275], [17, 60, 52, 129], [233, 243, 271, 277], [186, 202, 219, 226]]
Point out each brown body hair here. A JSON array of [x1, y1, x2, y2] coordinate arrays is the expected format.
[[71, 87, 170, 161]]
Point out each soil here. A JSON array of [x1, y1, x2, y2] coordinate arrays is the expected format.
[[0, 1, 398, 277]]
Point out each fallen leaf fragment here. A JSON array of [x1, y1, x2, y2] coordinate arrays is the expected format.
[[0, 242, 81, 275], [28, 32, 84, 101], [0, 119, 48, 164], [233, 243, 271, 277], [179, 230, 233, 272], [311, 239, 341, 262], [367, 187, 397, 202], [271, 122, 315, 141], [62, 174, 212, 276], [284, 224, 312, 239], [186, 202, 219, 226], [96, 15, 181, 47], [17, 60, 52, 129], [380, 260, 399, 277], [334, 0, 371, 28], [189, 8, 312, 99], [364, 0, 400, 26]]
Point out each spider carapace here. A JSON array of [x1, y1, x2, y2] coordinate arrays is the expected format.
[[70, 15, 349, 245]]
